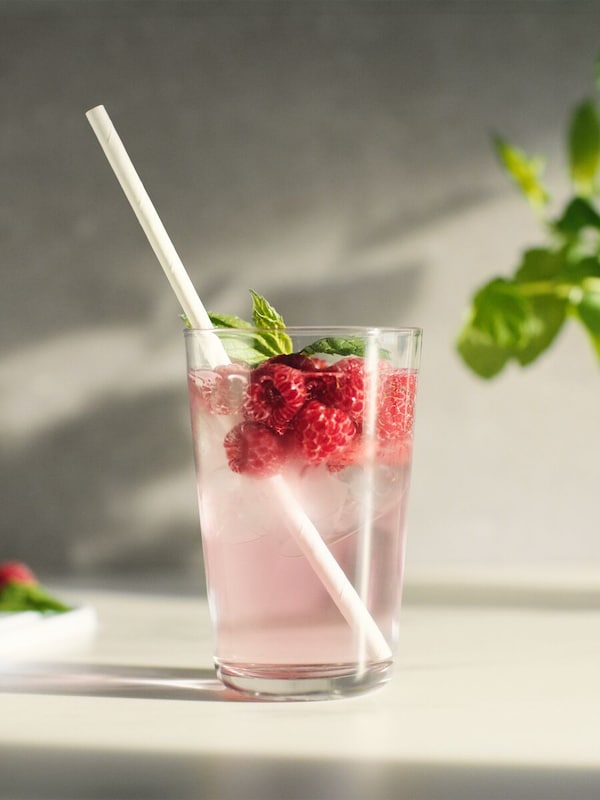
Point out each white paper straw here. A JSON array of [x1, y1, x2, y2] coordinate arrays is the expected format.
[[85, 105, 227, 368], [85, 105, 391, 661]]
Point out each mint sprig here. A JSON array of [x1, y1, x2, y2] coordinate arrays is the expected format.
[[203, 290, 292, 365], [0, 582, 71, 613], [185, 290, 387, 364], [247, 289, 294, 360], [457, 56, 600, 378]]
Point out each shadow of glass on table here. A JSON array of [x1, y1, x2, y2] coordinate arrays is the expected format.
[[0, 661, 263, 703]]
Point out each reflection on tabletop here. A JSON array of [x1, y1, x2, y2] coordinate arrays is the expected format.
[[0, 660, 264, 702]]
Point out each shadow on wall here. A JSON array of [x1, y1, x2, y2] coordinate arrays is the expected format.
[[3, 3, 599, 578], [0, 376, 199, 577], [265, 259, 424, 327], [0, 253, 425, 581]]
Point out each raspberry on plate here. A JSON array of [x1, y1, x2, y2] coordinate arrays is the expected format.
[[243, 362, 307, 434], [294, 400, 357, 465], [0, 561, 37, 590], [223, 422, 287, 477]]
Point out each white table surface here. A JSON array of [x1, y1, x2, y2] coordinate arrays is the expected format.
[[1, 569, 599, 799]]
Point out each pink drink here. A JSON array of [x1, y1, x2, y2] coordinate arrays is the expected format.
[[185, 328, 421, 698]]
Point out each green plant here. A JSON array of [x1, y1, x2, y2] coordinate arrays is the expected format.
[[456, 57, 600, 379]]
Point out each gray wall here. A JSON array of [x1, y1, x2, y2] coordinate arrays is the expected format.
[[1, 1, 599, 587]]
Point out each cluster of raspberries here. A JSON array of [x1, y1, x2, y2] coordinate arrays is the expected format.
[[191, 353, 416, 478]]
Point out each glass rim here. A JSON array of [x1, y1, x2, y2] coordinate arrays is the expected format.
[[184, 325, 423, 336]]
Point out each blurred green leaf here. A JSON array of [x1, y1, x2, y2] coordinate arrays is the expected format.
[[569, 101, 600, 196], [0, 582, 71, 613], [554, 197, 600, 236], [493, 136, 549, 208], [469, 279, 540, 350], [514, 295, 567, 365], [563, 255, 600, 283], [456, 278, 567, 375], [575, 290, 600, 359], [456, 325, 510, 379], [514, 248, 565, 282], [458, 56, 600, 379]]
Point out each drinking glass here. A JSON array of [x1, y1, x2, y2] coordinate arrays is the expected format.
[[185, 326, 422, 699]]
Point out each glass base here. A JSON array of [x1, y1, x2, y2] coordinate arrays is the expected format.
[[216, 660, 393, 700]]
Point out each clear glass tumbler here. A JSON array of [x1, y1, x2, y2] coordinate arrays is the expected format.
[[185, 326, 422, 699]]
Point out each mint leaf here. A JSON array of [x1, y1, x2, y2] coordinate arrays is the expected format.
[[208, 312, 254, 329], [209, 309, 283, 363], [569, 100, 600, 196], [199, 291, 293, 365], [249, 289, 293, 358], [213, 332, 277, 366], [250, 289, 286, 329], [300, 337, 368, 358], [493, 135, 549, 208], [0, 582, 71, 613]]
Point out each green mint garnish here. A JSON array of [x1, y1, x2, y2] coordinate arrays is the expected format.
[[457, 55, 600, 378], [203, 290, 293, 365], [301, 336, 368, 358], [207, 312, 254, 330], [0, 582, 71, 613], [187, 290, 391, 364], [248, 289, 294, 359]]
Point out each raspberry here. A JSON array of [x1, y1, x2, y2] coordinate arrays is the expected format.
[[243, 363, 306, 434], [329, 357, 366, 424], [265, 353, 338, 405], [326, 436, 365, 472], [267, 353, 316, 371], [223, 422, 287, 477], [304, 368, 338, 405], [377, 369, 417, 441], [0, 561, 37, 590], [294, 401, 357, 465]]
